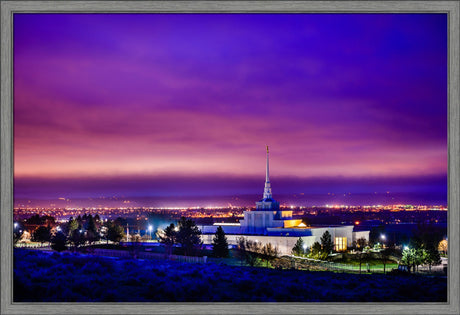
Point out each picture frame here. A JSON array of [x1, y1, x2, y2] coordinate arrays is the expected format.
[[1, 1, 459, 314]]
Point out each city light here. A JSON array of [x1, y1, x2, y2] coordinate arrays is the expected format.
[[148, 225, 153, 239]]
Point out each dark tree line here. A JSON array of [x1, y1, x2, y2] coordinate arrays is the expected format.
[[157, 217, 203, 257], [236, 237, 279, 267], [26, 214, 125, 252]]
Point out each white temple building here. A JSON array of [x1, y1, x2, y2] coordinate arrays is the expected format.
[[200, 146, 369, 255]]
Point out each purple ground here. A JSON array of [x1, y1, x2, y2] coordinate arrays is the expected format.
[[14, 249, 446, 302]]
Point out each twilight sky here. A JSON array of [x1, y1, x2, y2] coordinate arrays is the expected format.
[[14, 14, 447, 205]]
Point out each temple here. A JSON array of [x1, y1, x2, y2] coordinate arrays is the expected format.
[[239, 145, 301, 234], [200, 146, 369, 254]]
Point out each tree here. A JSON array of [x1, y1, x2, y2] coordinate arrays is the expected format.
[[94, 214, 101, 227], [107, 221, 125, 244], [320, 231, 334, 256], [401, 248, 417, 273], [41, 215, 56, 227], [236, 237, 247, 266], [356, 250, 368, 274], [378, 247, 393, 274], [414, 248, 428, 273], [404, 240, 428, 273], [176, 217, 202, 256], [309, 241, 322, 259], [425, 243, 441, 273], [438, 239, 448, 255], [14, 230, 23, 245], [32, 226, 51, 245], [67, 217, 78, 236], [212, 226, 229, 258], [234, 237, 263, 267], [413, 222, 444, 251], [114, 217, 127, 227], [14, 230, 24, 245], [262, 243, 279, 267], [85, 215, 99, 245], [26, 214, 42, 225], [69, 228, 85, 251], [158, 223, 176, 256], [356, 237, 367, 250], [244, 239, 262, 267], [373, 243, 382, 251], [369, 224, 385, 246], [291, 237, 304, 257], [409, 236, 423, 252], [13, 223, 24, 245], [51, 231, 68, 252]]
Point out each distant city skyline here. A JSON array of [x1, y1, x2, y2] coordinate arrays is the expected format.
[[14, 14, 447, 204]]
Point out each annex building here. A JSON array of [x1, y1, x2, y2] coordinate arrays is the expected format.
[[200, 146, 369, 255]]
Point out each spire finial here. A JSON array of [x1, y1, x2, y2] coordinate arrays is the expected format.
[[263, 145, 272, 199]]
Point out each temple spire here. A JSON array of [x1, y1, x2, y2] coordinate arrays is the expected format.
[[263, 145, 272, 199]]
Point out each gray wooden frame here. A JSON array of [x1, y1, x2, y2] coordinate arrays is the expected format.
[[1, 1, 459, 314]]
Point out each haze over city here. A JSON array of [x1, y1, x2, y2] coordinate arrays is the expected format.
[[14, 14, 447, 206]]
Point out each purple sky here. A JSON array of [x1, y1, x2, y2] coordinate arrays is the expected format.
[[13, 14, 447, 205]]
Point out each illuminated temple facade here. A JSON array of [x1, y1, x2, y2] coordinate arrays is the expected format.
[[199, 147, 369, 255]]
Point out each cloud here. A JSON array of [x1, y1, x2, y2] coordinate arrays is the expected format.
[[13, 13, 447, 196]]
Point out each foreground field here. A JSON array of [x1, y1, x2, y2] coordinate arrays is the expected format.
[[14, 249, 446, 302]]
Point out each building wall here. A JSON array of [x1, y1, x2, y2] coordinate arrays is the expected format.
[[200, 225, 364, 255], [201, 233, 305, 255], [333, 225, 355, 247], [239, 211, 284, 234], [265, 226, 355, 248], [352, 230, 370, 244], [199, 225, 242, 235]]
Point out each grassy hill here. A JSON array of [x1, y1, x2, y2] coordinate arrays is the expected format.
[[14, 249, 446, 302]]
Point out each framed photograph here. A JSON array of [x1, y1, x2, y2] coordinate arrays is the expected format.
[[1, 1, 459, 314]]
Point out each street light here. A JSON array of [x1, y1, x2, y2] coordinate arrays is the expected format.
[[303, 244, 307, 255], [14, 222, 18, 229], [380, 234, 386, 240], [404, 245, 409, 251], [148, 225, 153, 239]]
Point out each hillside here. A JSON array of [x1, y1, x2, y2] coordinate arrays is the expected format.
[[14, 249, 446, 302]]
